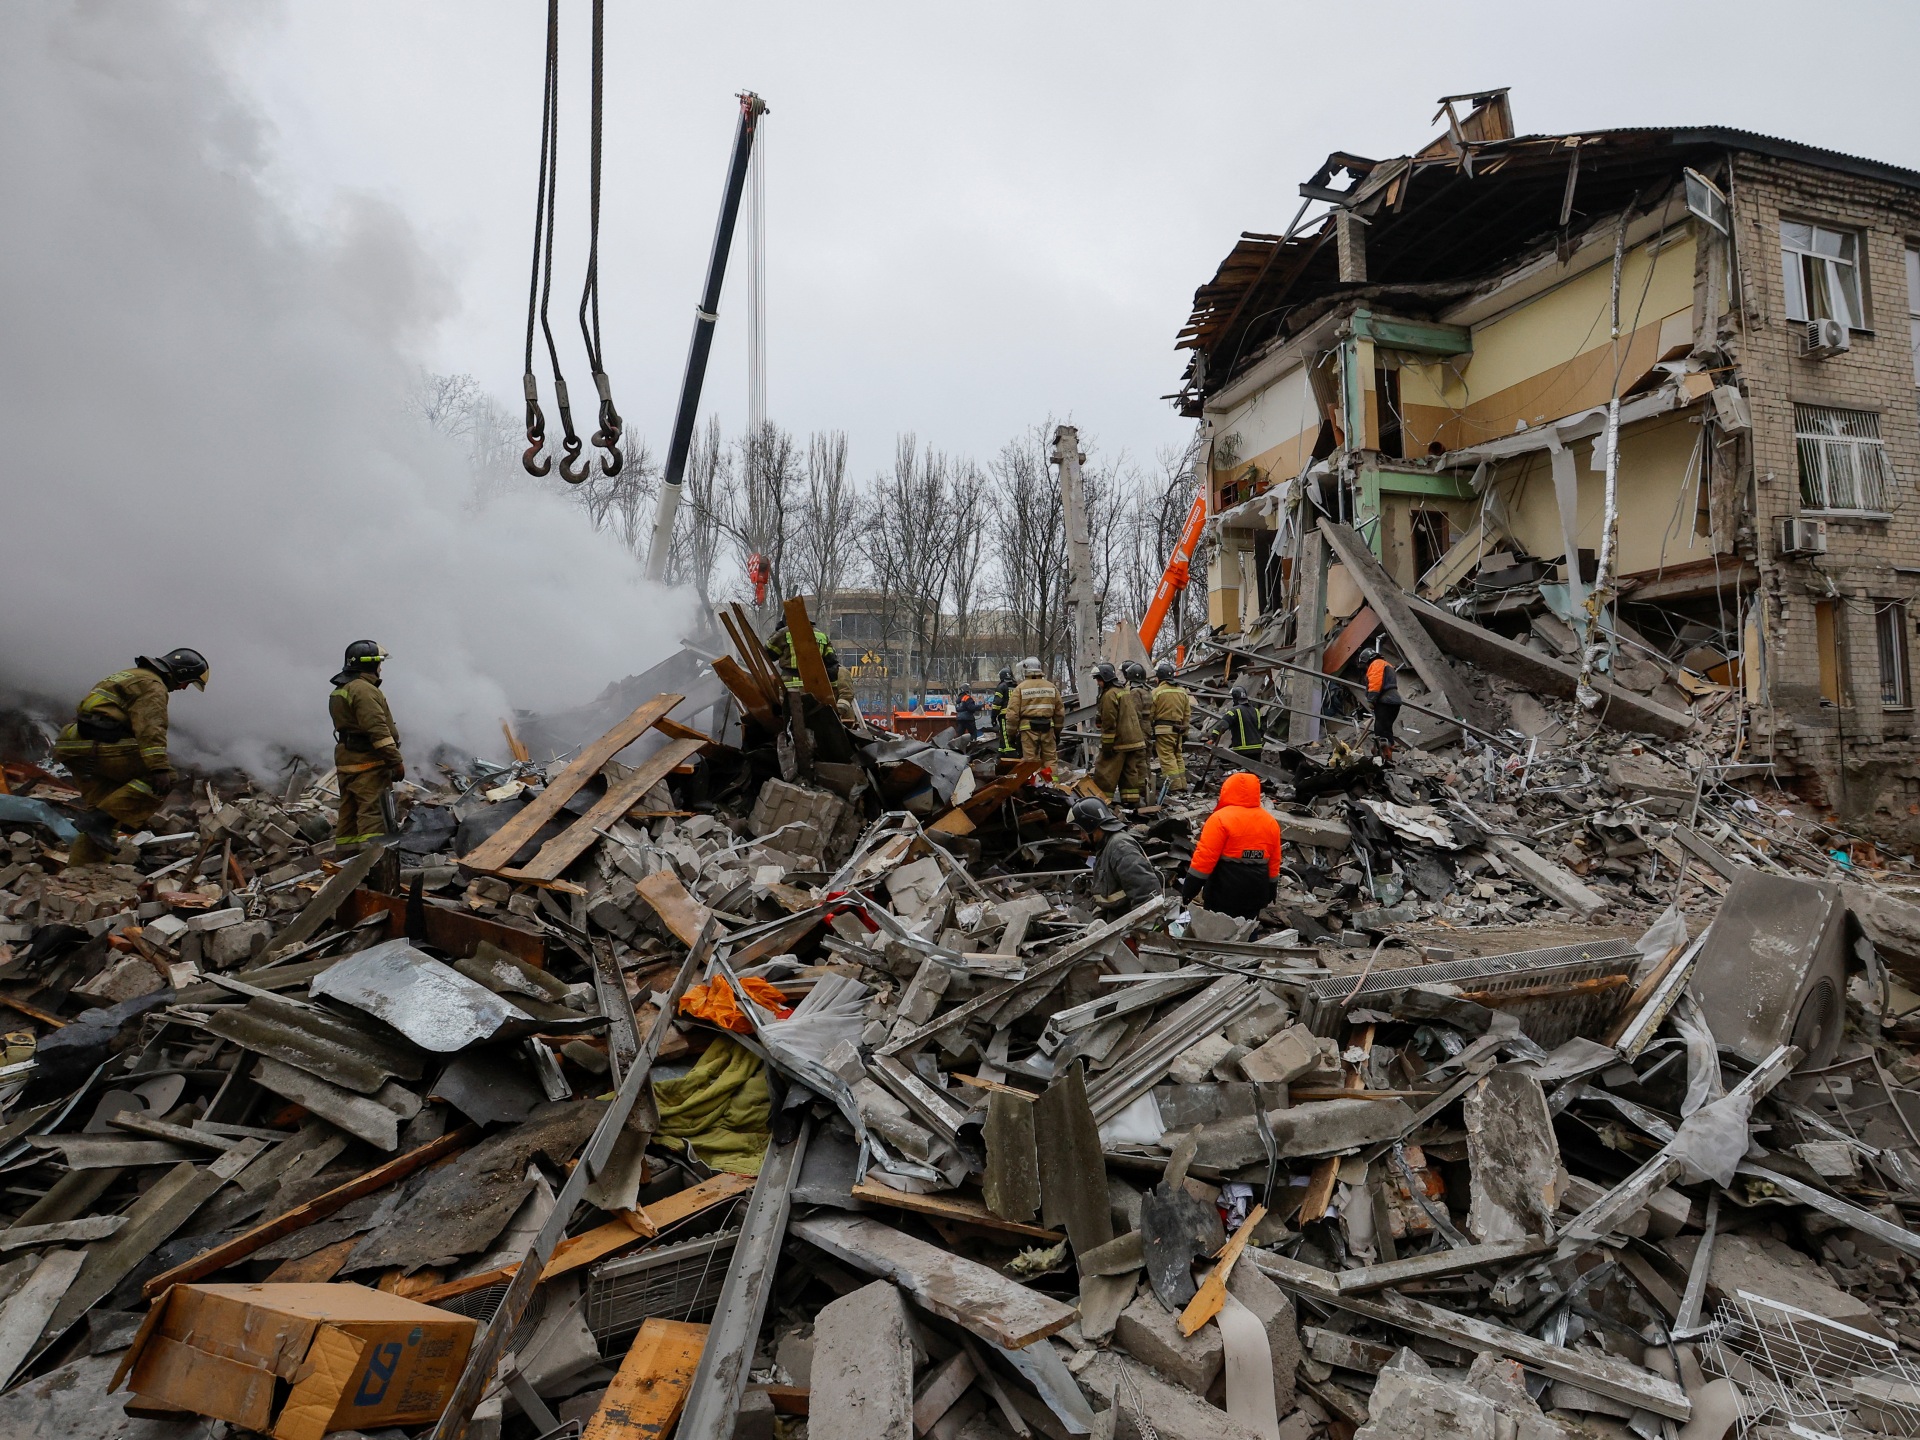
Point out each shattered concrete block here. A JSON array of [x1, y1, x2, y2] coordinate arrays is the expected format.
[[733, 1386, 777, 1440], [1225, 1258, 1300, 1417], [1225, 993, 1293, 1049], [1167, 1032, 1235, 1085], [1183, 907, 1246, 943], [748, 780, 848, 861], [142, 912, 189, 945], [1116, 1291, 1223, 1396], [73, 955, 165, 1003], [1663, 1230, 1887, 1335], [206, 918, 272, 970], [811, 1280, 915, 1440], [1267, 1098, 1414, 1158], [1463, 1071, 1559, 1242], [1083, 1353, 1268, 1440], [1238, 1024, 1326, 1086], [185, 906, 244, 932]]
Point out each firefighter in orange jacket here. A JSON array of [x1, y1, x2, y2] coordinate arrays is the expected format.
[[1365, 644, 1402, 764], [1178, 771, 1281, 919]]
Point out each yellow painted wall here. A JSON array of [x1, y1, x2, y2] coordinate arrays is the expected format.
[[1377, 495, 1481, 589], [1209, 362, 1322, 505], [1492, 410, 1707, 578]]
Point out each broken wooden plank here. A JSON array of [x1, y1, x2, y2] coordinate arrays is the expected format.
[[0, 1215, 125, 1252], [792, 1213, 1078, 1350], [912, 1349, 978, 1436], [345, 887, 546, 965], [1321, 521, 1483, 729], [1330, 1236, 1551, 1294], [850, 1178, 1062, 1243], [0, 1249, 86, 1387], [142, 1125, 473, 1296], [713, 655, 780, 730], [633, 869, 714, 949], [259, 843, 385, 961], [507, 736, 706, 883], [581, 1318, 708, 1440], [1179, 1202, 1267, 1336], [265, 1235, 358, 1283], [782, 597, 838, 708], [1300, 1157, 1339, 1225], [460, 693, 684, 873]]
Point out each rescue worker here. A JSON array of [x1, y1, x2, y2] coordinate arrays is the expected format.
[[1365, 643, 1402, 764], [1150, 661, 1192, 793], [1179, 771, 1282, 920], [1071, 797, 1161, 915], [989, 668, 1017, 757], [329, 640, 405, 851], [1005, 657, 1060, 769], [1208, 685, 1268, 760], [1092, 662, 1149, 804], [765, 618, 842, 690], [1122, 661, 1155, 783], [954, 690, 981, 739], [55, 649, 209, 865]]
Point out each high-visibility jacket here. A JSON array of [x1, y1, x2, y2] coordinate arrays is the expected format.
[[767, 626, 841, 688], [990, 683, 1017, 751], [1366, 658, 1399, 700], [1097, 684, 1145, 750], [1188, 772, 1282, 880], [1007, 677, 1060, 732], [1217, 702, 1266, 754], [56, 665, 172, 773], [330, 671, 403, 772], [1150, 682, 1192, 733]]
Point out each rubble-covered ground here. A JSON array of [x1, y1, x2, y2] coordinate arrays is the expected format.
[[4, 603, 1920, 1440]]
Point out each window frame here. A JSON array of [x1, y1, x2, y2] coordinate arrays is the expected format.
[[1794, 403, 1894, 516], [1877, 600, 1913, 712], [1906, 244, 1920, 387], [1781, 219, 1867, 330]]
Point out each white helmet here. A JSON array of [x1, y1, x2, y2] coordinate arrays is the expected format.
[[1022, 657, 1042, 677]]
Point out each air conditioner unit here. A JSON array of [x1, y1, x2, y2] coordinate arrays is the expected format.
[[1692, 871, 1847, 1070], [1779, 516, 1828, 556], [1802, 317, 1851, 358]]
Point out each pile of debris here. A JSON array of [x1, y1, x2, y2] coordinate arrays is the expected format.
[[2, 597, 1920, 1440]]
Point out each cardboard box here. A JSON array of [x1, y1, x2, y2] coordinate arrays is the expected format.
[[113, 1282, 476, 1440]]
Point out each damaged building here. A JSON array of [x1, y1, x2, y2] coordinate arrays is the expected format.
[[1177, 89, 1920, 843]]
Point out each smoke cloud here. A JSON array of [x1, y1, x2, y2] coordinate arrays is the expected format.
[[0, 4, 692, 775]]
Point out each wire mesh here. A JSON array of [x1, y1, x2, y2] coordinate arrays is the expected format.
[[1699, 1289, 1920, 1440]]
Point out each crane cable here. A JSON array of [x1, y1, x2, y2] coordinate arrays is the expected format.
[[521, 0, 586, 481], [578, 0, 622, 476]]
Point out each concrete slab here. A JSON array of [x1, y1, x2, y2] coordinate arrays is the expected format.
[[811, 1280, 916, 1440]]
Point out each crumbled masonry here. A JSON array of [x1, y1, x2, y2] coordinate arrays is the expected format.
[[4, 595, 1920, 1440]]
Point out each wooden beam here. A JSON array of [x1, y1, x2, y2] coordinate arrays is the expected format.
[[582, 1319, 708, 1440], [505, 736, 706, 883], [1330, 1236, 1551, 1294], [782, 597, 837, 707], [460, 694, 684, 873], [849, 1179, 1064, 1243], [712, 655, 779, 730], [1179, 1203, 1266, 1336], [142, 1126, 474, 1297]]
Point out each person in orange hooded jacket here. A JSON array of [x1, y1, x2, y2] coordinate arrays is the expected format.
[[1178, 771, 1281, 919]]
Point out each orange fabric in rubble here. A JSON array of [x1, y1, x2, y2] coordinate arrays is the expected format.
[[678, 975, 794, 1033]]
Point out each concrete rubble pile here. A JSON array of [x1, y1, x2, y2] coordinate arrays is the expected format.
[[3, 599, 1920, 1440]]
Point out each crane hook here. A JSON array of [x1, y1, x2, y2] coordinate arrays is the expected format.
[[558, 433, 590, 484], [522, 382, 551, 477], [589, 372, 622, 475]]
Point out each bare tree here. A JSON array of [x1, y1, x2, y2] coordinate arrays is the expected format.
[[786, 430, 857, 614], [988, 422, 1070, 674]]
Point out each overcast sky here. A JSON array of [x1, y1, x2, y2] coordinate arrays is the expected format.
[[222, 1, 1920, 483]]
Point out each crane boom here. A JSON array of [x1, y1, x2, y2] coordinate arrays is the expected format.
[[1138, 491, 1207, 654], [645, 91, 767, 582]]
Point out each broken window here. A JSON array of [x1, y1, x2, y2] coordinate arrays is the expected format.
[[1795, 404, 1892, 513], [1907, 245, 1920, 384], [1375, 365, 1403, 458], [1411, 509, 1450, 580], [1877, 600, 1912, 710], [1781, 220, 1864, 328], [1815, 598, 1850, 706]]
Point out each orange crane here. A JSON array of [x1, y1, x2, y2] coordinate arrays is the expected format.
[[1138, 491, 1207, 658]]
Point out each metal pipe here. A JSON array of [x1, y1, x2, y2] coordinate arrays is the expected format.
[[646, 92, 767, 582]]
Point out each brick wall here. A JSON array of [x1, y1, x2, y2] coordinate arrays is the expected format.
[[1727, 152, 1920, 845]]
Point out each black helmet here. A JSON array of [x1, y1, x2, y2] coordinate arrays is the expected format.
[[343, 640, 388, 672], [148, 648, 209, 692], [998, 668, 1014, 685], [1070, 796, 1123, 832], [1230, 684, 1249, 702], [1122, 660, 1147, 684], [1094, 661, 1120, 687], [1156, 661, 1176, 681]]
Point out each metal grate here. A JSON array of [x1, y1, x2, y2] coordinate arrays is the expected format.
[[584, 1226, 739, 1355], [1700, 1289, 1920, 1439], [1796, 404, 1892, 513]]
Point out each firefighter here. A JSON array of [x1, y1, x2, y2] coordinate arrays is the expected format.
[[329, 640, 405, 851], [1179, 771, 1281, 920], [1006, 657, 1060, 769], [989, 668, 1017, 757], [1071, 797, 1161, 914], [55, 649, 208, 865], [765, 618, 841, 691], [1365, 643, 1402, 764], [1092, 662, 1148, 804], [1208, 685, 1268, 760], [1150, 660, 1193, 793], [1122, 661, 1155, 782]]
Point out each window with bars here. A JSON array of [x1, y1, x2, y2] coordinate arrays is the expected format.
[[1878, 601, 1912, 710], [1782, 221, 1865, 328], [1796, 404, 1893, 513]]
